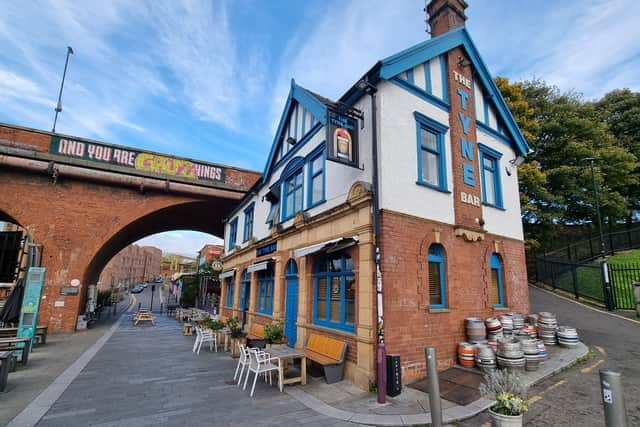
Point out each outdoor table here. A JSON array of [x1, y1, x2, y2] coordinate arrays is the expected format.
[[267, 344, 307, 392], [0, 337, 32, 366]]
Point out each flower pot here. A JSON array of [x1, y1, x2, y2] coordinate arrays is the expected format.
[[230, 336, 247, 358], [488, 408, 523, 427]]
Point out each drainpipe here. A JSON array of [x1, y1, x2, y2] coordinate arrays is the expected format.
[[359, 79, 385, 403]]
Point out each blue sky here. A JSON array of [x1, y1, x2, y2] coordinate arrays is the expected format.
[[2, 0, 639, 256]]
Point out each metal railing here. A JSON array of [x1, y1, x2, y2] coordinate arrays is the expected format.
[[542, 226, 640, 262], [609, 263, 640, 310], [535, 257, 605, 304]]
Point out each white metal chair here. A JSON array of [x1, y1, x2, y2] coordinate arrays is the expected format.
[[243, 347, 280, 397], [234, 343, 250, 385], [196, 327, 217, 354], [192, 326, 202, 353]]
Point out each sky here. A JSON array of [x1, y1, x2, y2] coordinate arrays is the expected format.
[[2, 0, 639, 256]]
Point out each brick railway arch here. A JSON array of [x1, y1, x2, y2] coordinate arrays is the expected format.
[[83, 199, 228, 288]]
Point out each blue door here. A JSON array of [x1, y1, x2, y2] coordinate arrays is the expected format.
[[240, 270, 251, 330], [284, 260, 298, 348]]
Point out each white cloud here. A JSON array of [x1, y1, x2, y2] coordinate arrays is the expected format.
[[135, 231, 222, 258]]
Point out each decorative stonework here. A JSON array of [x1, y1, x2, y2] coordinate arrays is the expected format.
[[347, 181, 372, 205], [293, 211, 309, 229], [454, 227, 485, 242]]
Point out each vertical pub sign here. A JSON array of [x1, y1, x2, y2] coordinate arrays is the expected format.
[[326, 108, 358, 167]]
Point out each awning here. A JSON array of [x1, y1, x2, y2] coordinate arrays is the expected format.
[[247, 259, 273, 273], [218, 269, 236, 280], [294, 236, 359, 258]]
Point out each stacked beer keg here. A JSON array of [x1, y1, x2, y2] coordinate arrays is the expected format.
[[458, 342, 476, 367], [475, 344, 497, 372], [521, 339, 540, 371], [499, 314, 514, 336], [557, 326, 579, 348], [538, 312, 558, 345], [512, 312, 525, 331], [496, 337, 525, 370], [537, 340, 548, 363], [485, 317, 503, 341], [521, 324, 537, 339], [465, 317, 486, 344]]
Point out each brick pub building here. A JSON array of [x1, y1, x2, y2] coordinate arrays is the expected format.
[[221, 0, 529, 389]]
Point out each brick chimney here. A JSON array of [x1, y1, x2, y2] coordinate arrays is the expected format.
[[426, 0, 468, 37]]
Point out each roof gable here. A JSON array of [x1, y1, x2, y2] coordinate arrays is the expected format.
[[262, 79, 329, 184], [379, 27, 529, 157]]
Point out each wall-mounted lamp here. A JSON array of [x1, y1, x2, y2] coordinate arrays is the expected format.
[[457, 55, 470, 68], [505, 155, 526, 176], [286, 136, 297, 145]]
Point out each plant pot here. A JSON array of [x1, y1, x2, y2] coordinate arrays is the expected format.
[[230, 337, 247, 358], [488, 408, 523, 427]]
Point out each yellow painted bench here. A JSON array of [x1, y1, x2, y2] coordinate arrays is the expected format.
[[303, 333, 347, 384]]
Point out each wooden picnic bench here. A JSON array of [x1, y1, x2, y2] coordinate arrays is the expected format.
[[246, 324, 266, 349], [303, 333, 347, 384], [132, 310, 155, 326], [0, 326, 48, 345], [0, 351, 12, 392], [0, 338, 32, 366]]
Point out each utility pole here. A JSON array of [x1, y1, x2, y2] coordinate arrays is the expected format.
[[583, 157, 613, 310], [52, 46, 74, 133]]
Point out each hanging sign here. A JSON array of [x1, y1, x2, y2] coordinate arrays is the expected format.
[[49, 136, 227, 185], [326, 108, 359, 167]]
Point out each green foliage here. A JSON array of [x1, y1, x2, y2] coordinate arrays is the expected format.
[[97, 290, 112, 307], [608, 249, 640, 264], [496, 78, 640, 252], [480, 370, 528, 416], [202, 318, 224, 331], [263, 320, 285, 344], [368, 380, 377, 394], [225, 317, 246, 338], [180, 279, 198, 307]]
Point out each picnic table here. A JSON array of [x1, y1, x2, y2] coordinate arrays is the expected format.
[[267, 344, 307, 392], [0, 351, 12, 392], [0, 337, 32, 366], [133, 310, 155, 325]]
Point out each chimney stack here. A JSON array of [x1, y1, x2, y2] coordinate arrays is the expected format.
[[426, 0, 468, 38]]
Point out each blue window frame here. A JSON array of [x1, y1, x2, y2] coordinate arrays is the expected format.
[[282, 169, 304, 221], [428, 244, 446, 309], [225, 277, 234, 308], [307, 149, 325, 208], [490, 253, 505, 308], [243, 203, 254, 242], [313, 252, 355, 332], [257, 265, 274, 315], [478, 143, 503, 208], [228, 218, 238, 251], [414, 111, 449, 192]]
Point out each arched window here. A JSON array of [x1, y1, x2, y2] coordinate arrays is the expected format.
[[490, 253, 505, 307], [224, 277, 234, 308], [257, 265, 274, 315], [428, 244, 447, 309], [314, 251, 355, 332]]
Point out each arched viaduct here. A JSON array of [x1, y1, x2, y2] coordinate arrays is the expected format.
[[0, 123, 260, 332]]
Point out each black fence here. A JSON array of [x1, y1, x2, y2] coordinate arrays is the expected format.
[[543, 226, 640, 262], [535, 257, 605, 304], [609, 263, 640, 310]]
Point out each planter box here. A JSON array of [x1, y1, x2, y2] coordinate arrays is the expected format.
[[488, 408, 523, 427]]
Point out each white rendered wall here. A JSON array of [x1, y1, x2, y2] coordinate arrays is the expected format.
[[477, 129, 524, 241], [377, 80, 455, 224]]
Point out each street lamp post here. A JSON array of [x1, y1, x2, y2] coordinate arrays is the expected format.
[[583, 157, 614, 310]]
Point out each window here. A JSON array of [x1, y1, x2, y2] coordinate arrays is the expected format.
[[314, 252, 355, 332], [225, 277, 234, 308], [243, 204, 254, 242], [414, 111, 449, 191], [478, 143, 503, 208], [257, 265, 274, 315], [428, 244, 447, 308], [228, 218, 238, 251], [490, 253, 505, 307], [283, 169, 304, 220], [307, 151, 325, 207]]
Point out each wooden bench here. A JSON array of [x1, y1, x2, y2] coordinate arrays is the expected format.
[[246, 324, 266, 349], [0, 326, 48, 345], [0, 338, 32, 366], [133, 310, 155, 326], [182, 323, 193, 336], [303, 333, 348, 384], [0, 351, 12, 392]]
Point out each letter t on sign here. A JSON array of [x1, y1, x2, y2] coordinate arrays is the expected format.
[[456, 88, 469, 110]]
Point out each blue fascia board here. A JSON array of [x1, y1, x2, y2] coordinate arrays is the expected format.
[[391, 77, 450, 113], [271, 122, 323, 175], [380, 27, 529, 157], [478, 142, 503, 159]]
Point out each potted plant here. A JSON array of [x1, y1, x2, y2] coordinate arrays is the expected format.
[[263, 320, 286, 348], [226, 317, 246, 358], [207, 319, 224, 344], [480, 370, 528, 427]]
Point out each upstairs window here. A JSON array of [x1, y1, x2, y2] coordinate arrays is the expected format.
[[243, 204, 254, 242], [414, 111, 449, 192], [479, 143, 503, 208], [228, 218, 238, 251], [307, 150, 325, 208], [283, 169, 304, 221], [490, 253, 505, 307], [257, 265, 274, 315], [428, 244, 447, 309]]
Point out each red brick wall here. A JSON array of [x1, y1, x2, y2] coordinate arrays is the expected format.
[[380, 210, 528, 381]]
